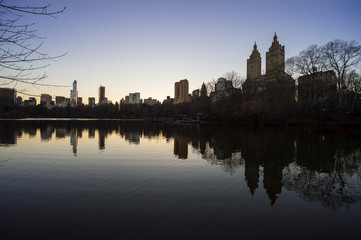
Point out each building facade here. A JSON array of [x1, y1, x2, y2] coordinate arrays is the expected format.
[[99, 86, 106, 105], [174, 79, 190, 103], [0, 88, 17, 105], [129, 92, 141, 104], [243, 33, 295, 107], [88, 97, 95, 107], [298, 70, 337, 111], [70, 80, 78, 107]]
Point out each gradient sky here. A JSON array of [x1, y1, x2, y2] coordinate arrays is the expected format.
[[7, 0, 361, 103]]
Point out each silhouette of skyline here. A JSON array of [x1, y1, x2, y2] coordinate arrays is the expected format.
[[9, 0, 361, 103]]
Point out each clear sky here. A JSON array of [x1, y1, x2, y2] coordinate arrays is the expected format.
[[8, 0, 361, 103]]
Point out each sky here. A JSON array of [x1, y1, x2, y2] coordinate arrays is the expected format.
[[5, 0, 361, 103]]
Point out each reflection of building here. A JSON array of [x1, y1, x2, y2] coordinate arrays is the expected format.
[[0, 88, 17, 105], [173, 133, 189, 159], [56, 127, 67, 138], [98, 129, 106, 150], [40, 125, 54, 141], [70, 129, 78, 155], [88, 128, 95, 138], [125, 131, 141, 144], [174, 79, 190, 103]]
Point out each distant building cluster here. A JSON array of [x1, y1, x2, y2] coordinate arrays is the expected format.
[[1, 33, 347, 112]]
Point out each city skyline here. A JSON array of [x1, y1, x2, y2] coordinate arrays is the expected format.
[[5, 0, 361, 103]]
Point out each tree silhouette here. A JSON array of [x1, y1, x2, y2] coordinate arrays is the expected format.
[[0, 1, 66, 87]]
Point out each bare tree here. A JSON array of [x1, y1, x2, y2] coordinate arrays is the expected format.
[[206, 78, 217, 95], [223, 70, 244, 89], [322, 39, 361, 108], [0, 1, 66, 87], [286, 45, 324, 78], [345, 70, 361, 113]]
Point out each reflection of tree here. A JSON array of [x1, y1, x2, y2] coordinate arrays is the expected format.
[[1, 120, 361, 209], [0, 124, 16, 145], [283, 130, 361, 209]]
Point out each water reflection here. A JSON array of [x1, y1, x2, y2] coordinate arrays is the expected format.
[[1, 120, 361, 209]]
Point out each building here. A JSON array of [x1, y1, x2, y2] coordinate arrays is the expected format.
[[200, 83, 207, 97], [16, 96, 23, 105], [298, 70, 337, 111], [40, 94, 52, 108], [77, 97, 83, 106], [88, 97, 95, 107], [192, 89, 200, 98], [55, 96, 67, 107], [144, 97, 159, 105], [243, 33, 295, 105], [209, 77, 234, 102], [174, 79, 190, 103], [129, 92, 141, 104], [99, 85, 106, 105], [70, 80, 78, 107], [163, 96, 173, 104], [0, 88, 17, 105], [24, 97, 36, 107]]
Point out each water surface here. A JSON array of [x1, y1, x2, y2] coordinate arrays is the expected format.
[[0, 120, 360, 239]]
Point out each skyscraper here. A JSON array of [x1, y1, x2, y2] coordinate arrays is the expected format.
[[99, 85, 105, 105], [70, 80, 78, 106]]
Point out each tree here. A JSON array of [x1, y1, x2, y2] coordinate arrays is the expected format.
[[322, 39, 361, 109], [223, 70, 244, 89], [0, 1, 66, 87], [344, 70, 361, 113]]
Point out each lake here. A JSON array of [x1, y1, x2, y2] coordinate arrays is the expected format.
[[0, 119, 360, 239]]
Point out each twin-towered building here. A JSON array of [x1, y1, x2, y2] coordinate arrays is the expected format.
[[244, 33, 295, 103]]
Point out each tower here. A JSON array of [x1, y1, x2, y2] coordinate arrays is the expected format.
[[174, 79, 189, 103], [99, 85, 105, 104], [266, 33, 285, 75], [70, 80, 78, 105], [247, 42, 261, 80]]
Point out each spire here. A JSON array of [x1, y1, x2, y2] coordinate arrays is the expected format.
[[253, 41, 257, 50], [273, 32, 277, 42]]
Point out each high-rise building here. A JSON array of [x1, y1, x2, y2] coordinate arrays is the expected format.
[[56, 96, 66, 107], [41, 94, 52, 104], [266, 33, 285, 75], [99, 85, 105, 105], [247, 42, 261, 80], [0, 88, 17, 105], [70, 80, 78, 106], [174, 79, 190, 103], [129, 92, 140, 104], [77, 97, 82, 106], [88, 97, 95, 107]]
